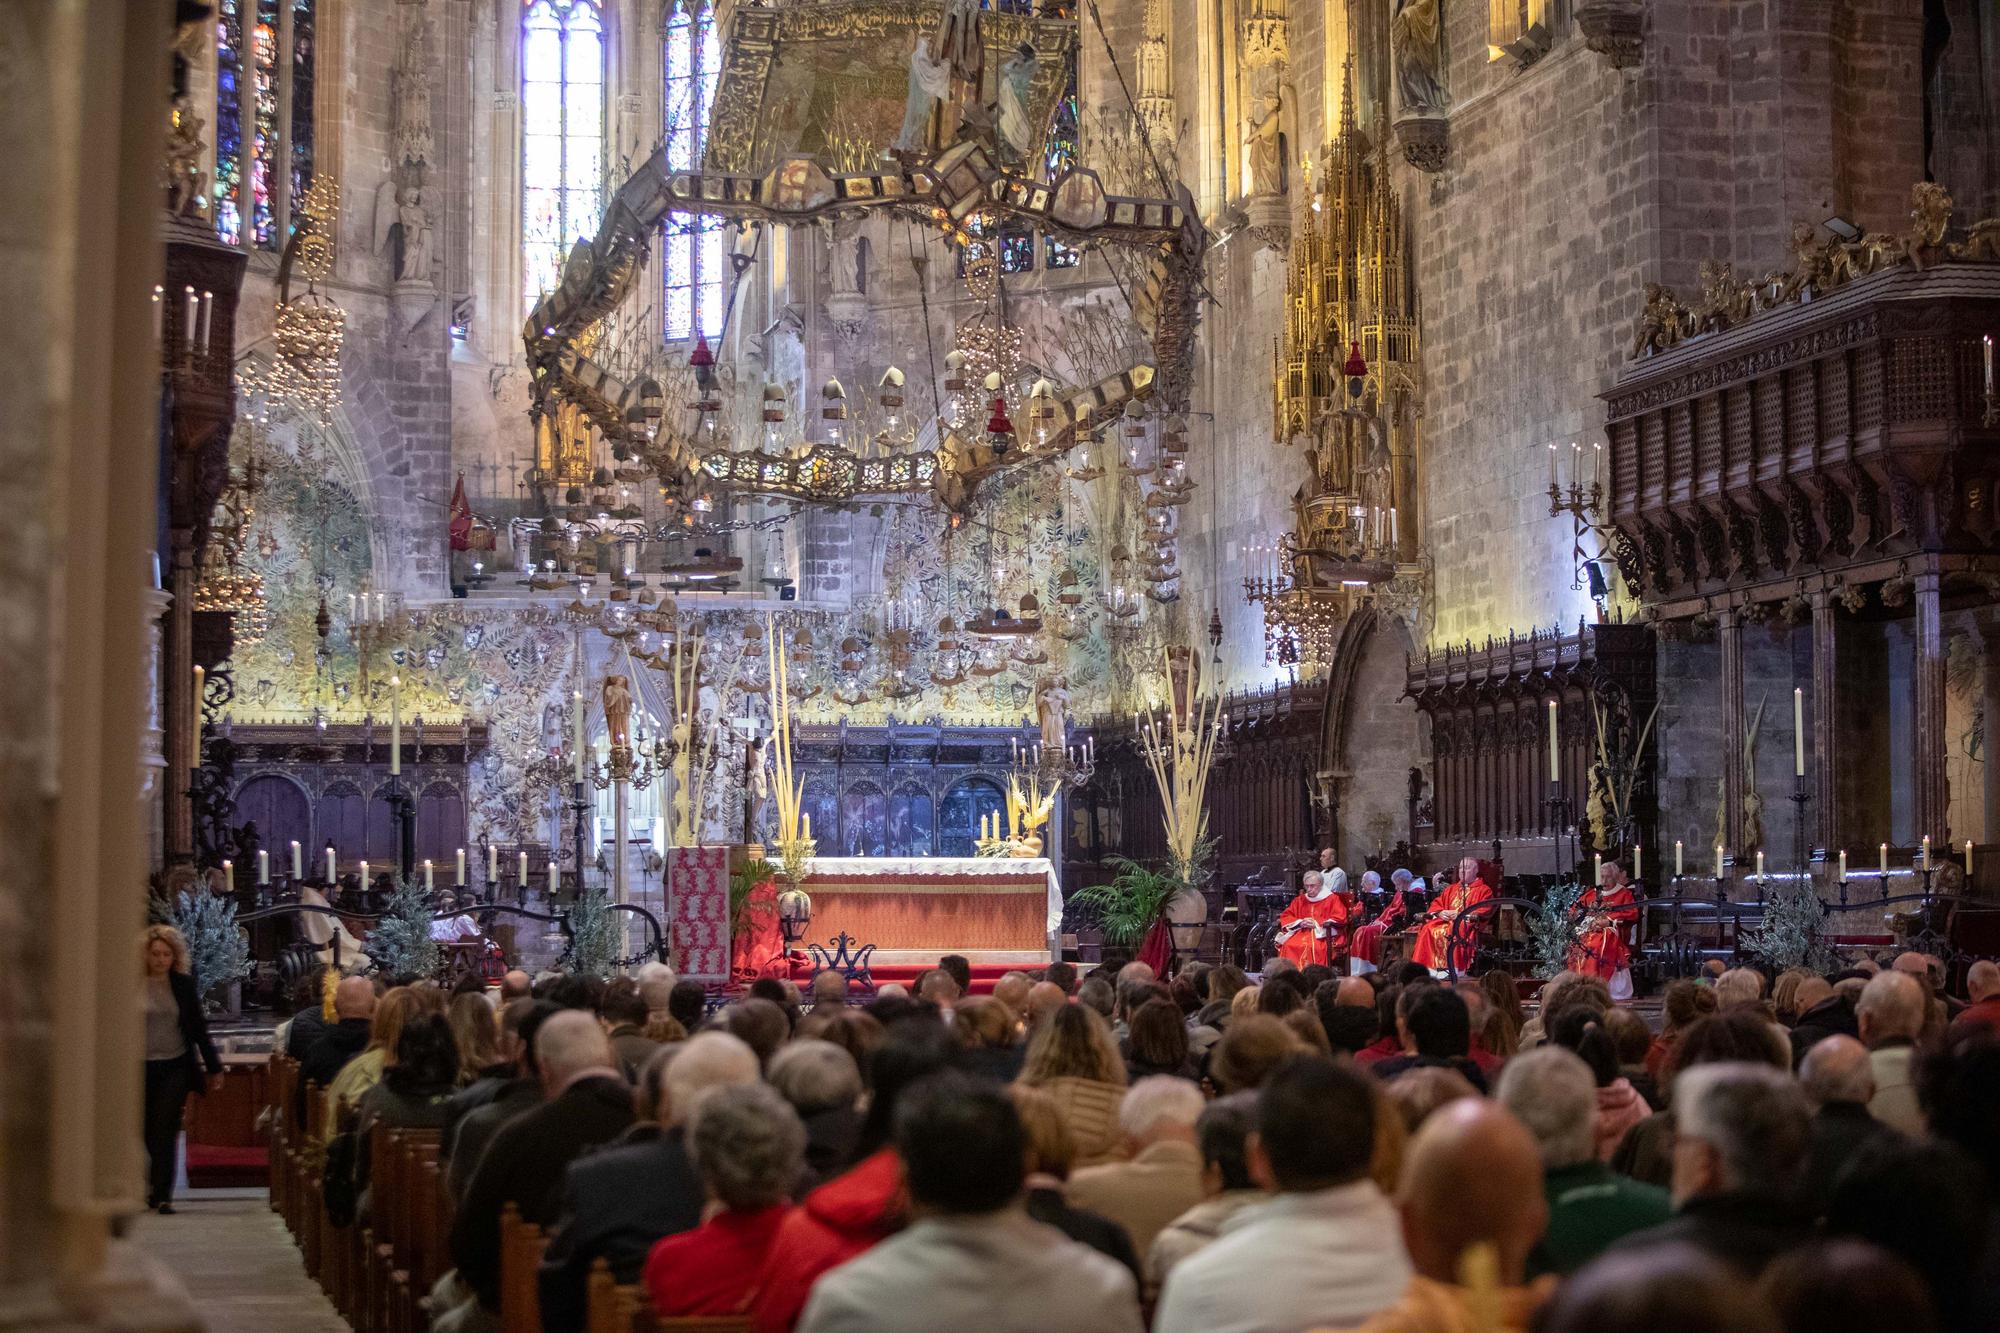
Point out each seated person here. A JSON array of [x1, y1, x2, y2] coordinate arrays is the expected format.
[[1351, 870, 1419, 974], [1410, 858, 1493, 976], [1568, 861, 1639, 1000], [1275, 869, 1350, 970], [644, 1083, 806, 1318]]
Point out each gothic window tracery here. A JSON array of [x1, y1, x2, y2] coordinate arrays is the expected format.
[[522, 0, 605, 315], [662, 0, 724, 341]]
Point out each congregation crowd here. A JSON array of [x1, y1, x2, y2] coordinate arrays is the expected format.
[[259, 933, 2000, 1333]]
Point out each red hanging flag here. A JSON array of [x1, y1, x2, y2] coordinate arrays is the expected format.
[[448, 473, 473, 551]]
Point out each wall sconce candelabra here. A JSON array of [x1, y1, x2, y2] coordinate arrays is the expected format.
[[1546, 439, 1616, 595]]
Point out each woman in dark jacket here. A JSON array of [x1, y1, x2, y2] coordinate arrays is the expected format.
[[142, 925, 223, 1213]]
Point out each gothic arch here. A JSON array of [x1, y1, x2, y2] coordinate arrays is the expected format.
[[1317, 606, 1423, 861]]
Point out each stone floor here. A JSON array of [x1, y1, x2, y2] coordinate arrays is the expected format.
[[128, 1194, 349, 1333]]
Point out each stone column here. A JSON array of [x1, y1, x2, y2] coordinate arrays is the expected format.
[[1915, 570, 1949, 846], [1811, 591, 1840, 855], [1720, 608, 1745, 857]]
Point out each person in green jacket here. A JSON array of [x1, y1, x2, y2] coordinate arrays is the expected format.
[[1497, 1045, 1672, 1277]]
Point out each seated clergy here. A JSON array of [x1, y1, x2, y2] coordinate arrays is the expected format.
[[1567, 861, 1639, 1000], [1411, 858, 1494, 977], [1276, 869, 1351, 970]]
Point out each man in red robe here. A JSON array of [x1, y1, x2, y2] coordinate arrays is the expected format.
[[1274, 868, 1349, 969], [1411, 857, 1494, 977], [1568, 860, 1639, 998], [1351, 868, 1414, 974]]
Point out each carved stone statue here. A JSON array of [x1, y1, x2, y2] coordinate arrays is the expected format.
[[602, 673, 632, 750], [541, 700, 565, 756], [1246, 85, 1285, 196], [398, 188, 433, 282], [828, 220, 864, 296], [1036, 674, 1070, 752], [749, 733, 770, 801], [164, 96, 208, 218], [1390, 0, 1448, 115], [895, 36, 952, 153]]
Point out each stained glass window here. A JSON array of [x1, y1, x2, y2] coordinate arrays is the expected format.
[[523, 0, 606, 315], [212, 1, 314, 249], [662, 0, 724, 341], [214, 0, 246, 245]]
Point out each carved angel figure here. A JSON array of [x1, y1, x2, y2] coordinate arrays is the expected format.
[[895, 37, 952, 153], [1628, 283, 1686, 359]]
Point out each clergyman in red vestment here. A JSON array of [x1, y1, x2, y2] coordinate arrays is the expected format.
[[1275, 868, 1350, 969], [1568, 860, 1639, 999], [1410, 857, 1493, 976]]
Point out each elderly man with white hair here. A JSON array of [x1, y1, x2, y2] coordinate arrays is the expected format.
[[1274, 867, 1349, 970], [1069, 1075, 1208, 1264], [1797, 1034, 1900, 1215], [1857, 968, 1927, 1134], [767, 1037, 866, 1181], [635, 960, 678, 1022], [1496, 1045, 1670, 1277], [1951, 958, 2000, 1037], [1605, 1062, 1811, 1277], [536, 1032, 762, 1333]]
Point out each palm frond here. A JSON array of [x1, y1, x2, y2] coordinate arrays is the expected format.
[[1071, 856, 1181, 947]]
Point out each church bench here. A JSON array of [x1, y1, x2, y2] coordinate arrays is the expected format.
[[501, 1203, 548, 1333], [585, 1259, 750, 1333]]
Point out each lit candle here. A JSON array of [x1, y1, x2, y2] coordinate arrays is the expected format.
[[1594, 853, 1603, 884], [198, 290, 212, 351], [1675, 840, 1684, 877], [1390, 508, 1398, 547], [183, 285, 196, 341], [802, 811, 812, 840], [1880, 842, 1889, 874], [326, 847, 336, 882], [1634, 843, 1642, 880], [424, 859, 434, 891], [191, 664, 205, 772], [1922, 835, 1932, 869], [290, 840, 302, 880], [549, 857, 560, 894], [359, 859, 369, 889], [257, 849, 269, 885], [456, 848, 466, 886], [1715, 844, 1724, 878], [1792, 687, 1805, 777], [519, 850, 529, 885], [1755, 850, 1765, 882], [1839, 849, 1847, 883], [390, 675, 402, 775], [488, 844, 499, 882], [1986, 334, 1995, 400], [1547, 699, 1559, 775], [1966, 840, 1974, 875], [573, 691, 585, 782], [1547, 441, 1557, 490], [348, 593, 357, 624], [222, 859, 234, 894]]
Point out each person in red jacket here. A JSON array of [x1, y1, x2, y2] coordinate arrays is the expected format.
[[1351, 868, 1416, 973], [1568, 861, 1640, 1000], [1274, 868, 1350, 969], [746, 1023, 954, 1332], [1411, 858, 1494, 976]]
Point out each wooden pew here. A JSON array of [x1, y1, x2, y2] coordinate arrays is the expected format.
[[300, 1082, 327, 1282], [585, 1257, 751, 1333], [500, 1203, 547, 1333]]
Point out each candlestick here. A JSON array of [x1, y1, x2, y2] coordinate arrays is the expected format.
[[519, 850, 529, 886], [456, 848, 467, 887], [1792, 687, 1805, 777], [424, 860, 434, 891], [1547, 699, 1559, 774], [191, 664, 205, 771], [222, 859, 234, 894], [326, 847, 337, 882], [1880, 842, 1889, 874], [1675, 840, 1684, 876], [390, 675, 402, 775], [257, 849, 269, 885], [291, 840, 302, 880], [1838, 849, 1847, 883], [573, 691, 585, 782]]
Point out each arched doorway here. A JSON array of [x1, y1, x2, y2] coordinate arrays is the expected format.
[[1318, 607, 1424, 864], [233, 773, 313, 859]]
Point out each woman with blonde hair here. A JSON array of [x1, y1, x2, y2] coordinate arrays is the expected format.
[[1017, 1002, 1128, 1166], [1008, 1084, 1142, 1283], [447, 991, 503, 1082], [326, 985, 423, 1123], [141, 924, 223, 1213]]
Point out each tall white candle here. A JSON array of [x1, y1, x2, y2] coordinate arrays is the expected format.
[[423, 859, 434, 891], [456, 848, 467, 886], [1839, 849, 1847, 883], [651, 816, 665, 848], [803, 811, 812, 840], [519, 850, 529, 885], [257, 849, 269, 885], [191, 664, 205, 772], [1755, 850, 1765, 882], [291, 840, 302, 880], [359, 859, 369, 889], [390, 675, 402, 775], [1634, 843, 1642, 880], [222, 859, 234, 894], [1547, 699, 1559, 775], [1715, 844, 1724, 878], [1880, 842, 1889, 874], [488, 844, 499, 882], [326, 847, 336, 882], [1967, 840, 1975, 876], [1594, 853, 1603, 884], [1675, 840, 1684, 876], [573, 691, 585, 782], [549, 857, 560, 894], [1922, 835, 1932, 869], [1792, 687, 1805, 777]]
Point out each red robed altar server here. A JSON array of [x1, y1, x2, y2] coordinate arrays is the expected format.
[[1275, 868, 1350, 968], [1410, 857, 1493, 974], [1568, 861, 1639, 981]]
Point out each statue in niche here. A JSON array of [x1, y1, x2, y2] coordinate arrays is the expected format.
[[164, 97, 208, 218], [828, 221, 864, 296], [895, 36, 952, 153], [373, 182, 434, 284], [1036, 674, 1070, 753], [1244, 67, 1287, 197], [540, 700, 565, 758], [997, 42, 1039, 160], [1390, 0, 1448, 115]]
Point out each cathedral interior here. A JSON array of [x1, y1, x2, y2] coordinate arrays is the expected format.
[[4, 0, 2000, 1324]]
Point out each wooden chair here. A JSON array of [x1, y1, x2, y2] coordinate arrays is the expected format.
[[585, 1260, 749, 1333], [499, 1203, 547, 1333]]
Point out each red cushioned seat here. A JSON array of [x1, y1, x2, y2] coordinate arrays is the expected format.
[[185, 1143, 269, 1188]]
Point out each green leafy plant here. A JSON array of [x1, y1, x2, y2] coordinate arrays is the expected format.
[[1071, 857, 1183, 948], [730, 858, 778, 933], [1529, 879, 1586, 979], [1746, 880, 1835, 973], [564, 889, 624, 979], [160, 889, 251, 1002], [367, 877, 441, 981]]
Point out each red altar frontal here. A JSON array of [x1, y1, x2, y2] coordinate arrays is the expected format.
[[802, 856, 1061, 967]]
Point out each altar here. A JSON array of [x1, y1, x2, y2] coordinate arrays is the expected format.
[[801, 856, 1061, 967]]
